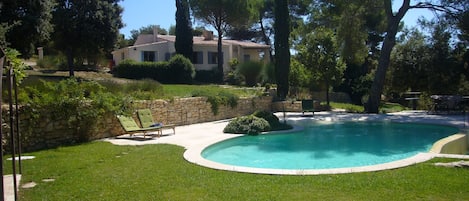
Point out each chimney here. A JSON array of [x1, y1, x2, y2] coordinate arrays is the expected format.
[[203, 30, 214, 41], [153, 25, 159, 42]]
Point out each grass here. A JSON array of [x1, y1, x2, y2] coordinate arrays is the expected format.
[[329, 102, 408, 113], [380, 102, 409, 113], [7, 142, 469, 201], [329, 102, 365, 113]]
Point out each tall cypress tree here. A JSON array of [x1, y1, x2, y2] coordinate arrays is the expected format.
[[274, 0, 291, 99], [175, 0, 193, 60]]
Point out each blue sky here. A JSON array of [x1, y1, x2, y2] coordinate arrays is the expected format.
[[119, 0, 436, 39]]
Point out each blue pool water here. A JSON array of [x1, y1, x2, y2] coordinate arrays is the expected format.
[[202, 121, 458, 169]]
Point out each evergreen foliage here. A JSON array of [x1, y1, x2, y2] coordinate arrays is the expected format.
[[113, 55, 195, 84], [0, 0, 55, 57], [224, 110, 292, 135], [20, 78, 132, 144], [274, 0, 291, 99], [189, 0, 251, 82], [52, 0, 124, 76], [191, 90, 238, 115], [223, 115, 270, 135], [175, 0, 194, 60], [236, 61, 264, 87]]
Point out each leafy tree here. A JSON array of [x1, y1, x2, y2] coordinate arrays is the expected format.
[[388, 28, 430, 93], [289, 58, 310, 97], [128, 25, 168, 45], [190, 0, 251, 82], [308, 0, 385, 105], [52, 0, 124, 76], [366, 0, 467, 113], [274, 0, 291, 99], [175, 0, 193, 60], [297, 27, 345, 106], [168, 25, 176, 35], [192, 26, 206, 36], [0, 0, 55, 57], [389, 19, 468, 97]]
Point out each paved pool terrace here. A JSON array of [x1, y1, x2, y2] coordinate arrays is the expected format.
[[102, 110, 469, 175]]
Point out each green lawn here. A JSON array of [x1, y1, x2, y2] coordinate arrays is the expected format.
[[8, 142, 469, 201]]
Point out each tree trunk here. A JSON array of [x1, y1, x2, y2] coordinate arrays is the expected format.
[[217, 29, 223, 83], [366, 0, 409, 113], [66, 47, 75, 77], [326, 80, 330, 106], [259, 17, 274, 63]]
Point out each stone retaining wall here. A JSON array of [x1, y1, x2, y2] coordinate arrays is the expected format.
[[2, 96, 273, 152], [272, 100, 324, 112]]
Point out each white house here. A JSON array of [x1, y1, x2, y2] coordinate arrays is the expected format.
[[112, 29, 271, 73]]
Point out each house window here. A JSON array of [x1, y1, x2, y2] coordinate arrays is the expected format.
[[121, 52, 125, 60], [142, 51, 157, 62], [243, 54, 251, 62], [208, 52, 223, 64], [192, 51, 203, 64]]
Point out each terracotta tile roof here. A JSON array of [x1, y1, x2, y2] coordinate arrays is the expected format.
[[134, 34, 269, 49]]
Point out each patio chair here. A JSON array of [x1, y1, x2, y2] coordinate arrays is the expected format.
[[117, 115, 162, 138], [301, 99, 316, 116], [137, 109, 176, 135]]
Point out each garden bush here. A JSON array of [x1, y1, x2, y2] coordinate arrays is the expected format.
[[223, 115, 270, 135], [253, 110, 279, 126], [113, 56, 195, 84], [224, 111, 292, 135], [253, 110, 292, 131], [236, 61, 264, 86], [19, 78, 132, 146], [113, 59, 169, 80], [168, 54, 195, 84], [191, 90, 238, 115], [194, 68, 221, 83]]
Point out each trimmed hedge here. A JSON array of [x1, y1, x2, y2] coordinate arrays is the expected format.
[[113, 54, 195, 84], [194, 69, 223, 83]]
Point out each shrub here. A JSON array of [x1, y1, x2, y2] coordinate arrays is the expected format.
[[236, 61, 264, 86], [253, 110, 292, 131], [253, 110, 279, 126], [194, 68, 221, 83], [223, 115, 270, 135], [225, 71, 244, 85], [113, 57, 195, 84], [191, 90, 239, 115], [261, 62, 276, 84], [168, 54, 195, 84], [20, 78, 132, 146], [113, 60, 169, 80], [36, 55, 66, 70]]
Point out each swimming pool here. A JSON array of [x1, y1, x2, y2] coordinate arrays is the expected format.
[[201, 121, 459, 170]]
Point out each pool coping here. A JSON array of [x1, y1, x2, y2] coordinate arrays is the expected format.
[[106, 111, 469, 175], [183, 111, 469, 175]]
